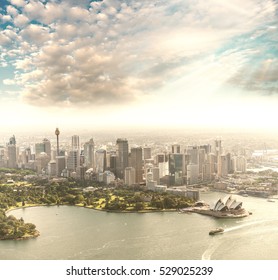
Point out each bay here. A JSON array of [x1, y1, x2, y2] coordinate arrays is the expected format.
[[1, 192, 278, 260]]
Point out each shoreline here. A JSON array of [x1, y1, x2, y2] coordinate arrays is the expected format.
[[6, 203, 180, 214], [0, 230, 40, 241]]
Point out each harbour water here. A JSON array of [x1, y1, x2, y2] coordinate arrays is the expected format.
[[1, 192, 278, 260]]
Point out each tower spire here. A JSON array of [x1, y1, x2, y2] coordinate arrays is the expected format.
[[55, 128, 60, 156]]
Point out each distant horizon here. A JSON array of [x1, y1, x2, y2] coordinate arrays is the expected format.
[[1, 124, 278, 142]]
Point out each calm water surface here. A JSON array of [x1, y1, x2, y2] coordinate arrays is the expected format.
[[1, 192, 278, 260]]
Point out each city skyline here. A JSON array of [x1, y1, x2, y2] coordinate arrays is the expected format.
[[0, 0, 278, 132]]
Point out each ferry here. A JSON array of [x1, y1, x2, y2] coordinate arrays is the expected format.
[[209, 227, 224, 235]]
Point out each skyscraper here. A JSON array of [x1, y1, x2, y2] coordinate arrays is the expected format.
[[95, 149, 107, 173], [143, 147, 152, 160], [214, 139, 222, 159], [72, 135, 80, 150], [7, 135, 17, 168], [43, 138, 51, 157], [217, 155, 228, 177], [35, 139, 51, 161], [116, 138, 128, 179], [56, 156, 66, 177], [67, 150, 79, 171], [172, 144, 181, 154], [124, 167, 135, 186], [68, 135, 80, 171], [83, 138, 95, 168], [130, 147, 143, 183], [168, 153, 183, 186], [35, 143, 45, 156]]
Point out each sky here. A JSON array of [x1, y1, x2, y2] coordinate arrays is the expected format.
[[0, 0, 278, 134]]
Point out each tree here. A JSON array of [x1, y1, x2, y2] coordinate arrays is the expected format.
[[134, 202, 144, 211]]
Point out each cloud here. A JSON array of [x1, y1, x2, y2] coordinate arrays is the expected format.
[[3, 78, 15, 85], [6, 5, 18, 17], [1, 0, 277, 108], [229, 58, 278, 94], [9, 0, 26, 8], [0, 32, 11, 45], [19, 24, 52, 44], [13, 13, 29, 27]]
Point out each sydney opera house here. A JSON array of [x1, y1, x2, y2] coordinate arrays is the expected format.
[[213, 196, 243, 212], [180, 195, 249, 218]]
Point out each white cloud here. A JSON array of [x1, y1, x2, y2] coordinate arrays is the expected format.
[[23, 0, 45, 21], [19, 24, 52, 44], [0, 32, 11, 45], [9, 0, 26, 8], [68, 6, 90, 22], [13, 14, 29, 27], [1, 14, 12, 23], [0, 0, 277, 109], [3, 79, 15, 85], [6, 5, 18, 17]]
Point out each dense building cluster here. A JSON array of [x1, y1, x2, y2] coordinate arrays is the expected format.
[[0, 130, 247, 189]]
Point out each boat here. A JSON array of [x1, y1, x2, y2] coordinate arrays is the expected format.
[[209, 227, 224, 235]]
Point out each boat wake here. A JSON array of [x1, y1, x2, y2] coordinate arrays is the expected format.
[[202, 218, 278, 260], [224, 219, 278, 233], [202, 241, 219, 260]]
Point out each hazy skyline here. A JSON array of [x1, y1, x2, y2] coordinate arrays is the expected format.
[[0, 0, 277, 132]]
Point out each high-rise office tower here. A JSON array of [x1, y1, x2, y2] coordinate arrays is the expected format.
[[187, 163, 199, 185], [152, 166, 160, 184], [95, 149, 106, 173], [208, 153, 217, 174], [214, 139, 222, 159], [35, 143, 45, 156], [233, 156, 247, 173], [200, 144, 212, 154], [83, 138, 95, 168], [156, 153, 166, 164], [72, 135, 80, 150], [56, 156, 66, 177], [43, 138, 51, 157], [35, 139, 51, 160], [198, 148, 206, 174], [226, 153, 233, 174], [130, 147, 143, 183], [107, 152, 117, 175], [143, 147, 152, 160], [124, 167, 135, 186], [202, 163, 212, 182], [68, 135, 80, 171], [7, 135, 17, 168], [217, 155, 228, 177], [168, 153, 183, 186], [48, 160, 56, 177], [116, 138, 128, 179], [67, 150, 80, 171], [186, 146, 199, 164], [9, 135, 16, 145], [36, 152, 50, 174], [172, 144, 181, 154]]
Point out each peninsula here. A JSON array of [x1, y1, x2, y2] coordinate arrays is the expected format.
[[0, 209, 39, 240]]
